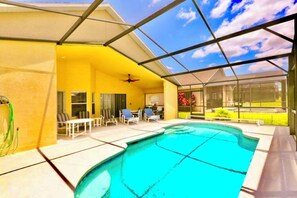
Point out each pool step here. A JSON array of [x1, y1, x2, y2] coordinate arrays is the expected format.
[[164, 129, 176, 134], [165, 126, 196, 134], [174, 127, 195, 134]]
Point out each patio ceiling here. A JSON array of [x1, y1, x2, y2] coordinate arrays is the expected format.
[[56, 44, 164, 89], [0, 0, 296, 87]]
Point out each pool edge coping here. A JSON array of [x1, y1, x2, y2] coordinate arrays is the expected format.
[[185, 120, 274, 198], [74, 128, 165, 194], [239, 128, 274, 198]]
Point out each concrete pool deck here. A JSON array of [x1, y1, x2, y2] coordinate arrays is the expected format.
[[0, 119, 296, 198]]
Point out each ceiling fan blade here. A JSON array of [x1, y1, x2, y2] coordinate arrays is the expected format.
[[122, 74, 140, 83], [130, 79, 140, 82]]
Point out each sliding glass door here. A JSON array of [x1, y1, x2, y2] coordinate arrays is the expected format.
[[100, 94, 126, 118]]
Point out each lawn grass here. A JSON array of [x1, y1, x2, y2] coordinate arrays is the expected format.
[[242, 101, 282, 107], [178, 111, 288, 126], [178, 112, 191, 119]]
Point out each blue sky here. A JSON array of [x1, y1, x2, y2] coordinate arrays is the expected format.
[[14, 0, 296, 77], [104, 0, 296, 76]]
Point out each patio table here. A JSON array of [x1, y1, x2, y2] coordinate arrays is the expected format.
[[65, 118, 94, 139]]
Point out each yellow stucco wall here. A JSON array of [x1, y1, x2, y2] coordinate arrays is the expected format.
[[144, 87, 164, 93], [57, 59, 93, 118], [57, 53, 145, 118], [0, 41, 57, 152], [0, 41, 176, 154], [163, 80, 178, 120], [95, 70, 144, 113]]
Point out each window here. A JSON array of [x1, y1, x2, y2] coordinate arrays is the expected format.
[[57, 91, 65, 114], [145, 93, 164, 106], [100, 94, 114, 111], [71, 92, 87, 117]]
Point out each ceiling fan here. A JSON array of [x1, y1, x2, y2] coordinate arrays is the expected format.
[[122, 74, 140, 83]]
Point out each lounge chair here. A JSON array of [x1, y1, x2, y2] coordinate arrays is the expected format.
[[77, 111, 91, 129], [57, 112, 78, 135], [121, 109, 139, 125], [102, 109, 118, 126], [78, 111, 90, 119], [144, 108, 160, 122]]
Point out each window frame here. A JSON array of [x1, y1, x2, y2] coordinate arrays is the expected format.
[[71, 91, 87, 117]]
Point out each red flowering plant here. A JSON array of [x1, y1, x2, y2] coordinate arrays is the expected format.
[[178, 92, 196, 106]]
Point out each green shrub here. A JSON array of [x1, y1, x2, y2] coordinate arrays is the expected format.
[[179, 111, 288, 126], [178, 112, 190, 119], [215, 108, 231, 118]]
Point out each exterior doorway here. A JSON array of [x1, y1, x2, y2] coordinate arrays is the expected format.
[[100, 94, 126, 118]]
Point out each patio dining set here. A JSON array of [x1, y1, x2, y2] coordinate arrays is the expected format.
[[57, 108, 160, 139]]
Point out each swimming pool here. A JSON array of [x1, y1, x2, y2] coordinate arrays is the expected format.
[[75, 123, 258, 198]]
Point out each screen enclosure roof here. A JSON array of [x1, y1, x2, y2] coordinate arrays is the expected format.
[[0, 0, 296, 87]]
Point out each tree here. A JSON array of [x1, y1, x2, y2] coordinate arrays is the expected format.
[[178, 92, 196, 106]]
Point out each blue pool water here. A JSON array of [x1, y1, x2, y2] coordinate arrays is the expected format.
[[75, 123, 258, 198]]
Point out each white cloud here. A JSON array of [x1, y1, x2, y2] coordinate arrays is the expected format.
[[268, 20, 294, 39], [224, 45, 249, 57], [177, 7, 197, 26], [224, 29, 292, 58], [191, 1, 295, 63], [270, 57, 288, 67], [202, 0, 209, 5], [248, 61, 277, 73], [166, 65, 173, 70], [191, 28, 292, 61], [210, 0, 232, 18], [231, 0, 252, 13], [214, 0, 296, 37], [248, 57, 288, 73], [286, 1, 297, 15], [207, 63, 217, 67], [254, 30, 292, 58], [255, 47, 291, 58], [192, 32, 260, 59], [149, 0, 161, 7], [233, 65, 242, 71], [192, 49, 207, 58], [192, 44, 220, 58], [179, 53, 186, 58]]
